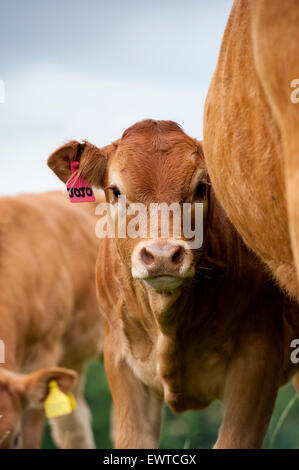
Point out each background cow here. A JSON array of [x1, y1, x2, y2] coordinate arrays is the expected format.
[[204, 0, 299, 301], [0, 191, 104, 449], [48, 120, 299, 449]]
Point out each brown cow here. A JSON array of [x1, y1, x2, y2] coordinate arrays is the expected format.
[[48, 120, 299, 449], [204, 0, 299, 301], [0, 191, 104, 449]]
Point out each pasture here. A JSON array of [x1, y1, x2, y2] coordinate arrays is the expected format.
[[42, 362, 299, 449]]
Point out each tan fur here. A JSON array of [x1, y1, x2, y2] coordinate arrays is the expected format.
[[204, 0, 299, 300], [48, 120, 299, 449], [0, 191, 104, 448]]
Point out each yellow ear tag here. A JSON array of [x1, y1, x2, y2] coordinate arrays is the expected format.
[[67, 393, 77, 410], [44, 380, 73, 418]]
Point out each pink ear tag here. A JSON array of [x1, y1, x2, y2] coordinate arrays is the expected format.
[[66, 161, 95, 203]]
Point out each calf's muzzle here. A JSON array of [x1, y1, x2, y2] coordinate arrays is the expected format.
[[131, 240, 194, 292]]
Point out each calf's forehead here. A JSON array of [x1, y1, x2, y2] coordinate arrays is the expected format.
[[108, 133, 203, 203]]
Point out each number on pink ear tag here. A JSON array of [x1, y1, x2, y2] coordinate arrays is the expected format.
[[66, 161, 95, 203]]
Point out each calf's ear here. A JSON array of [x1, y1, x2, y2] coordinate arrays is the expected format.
[[0, 366, 77, 408], [47, 139, 118, 187], [23, 367, 77, 407]]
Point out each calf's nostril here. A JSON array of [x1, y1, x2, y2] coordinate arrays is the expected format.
[[172, 246, 185, 265], [140, 247, 155, 266]]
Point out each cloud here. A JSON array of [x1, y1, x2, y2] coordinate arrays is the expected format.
[[0, 67, 206, 195], [0, 0, 233, 196]]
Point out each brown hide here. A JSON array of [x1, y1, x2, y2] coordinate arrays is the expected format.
[[0, 191, 104, 448], [204, 0, 299, 301]]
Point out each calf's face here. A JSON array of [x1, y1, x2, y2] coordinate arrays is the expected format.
[[48, 120, 209, 294]]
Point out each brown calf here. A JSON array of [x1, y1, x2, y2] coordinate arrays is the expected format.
[[48, 120, 299, 449], [204, 0, 299, 301], [0, 191, 104, 449]]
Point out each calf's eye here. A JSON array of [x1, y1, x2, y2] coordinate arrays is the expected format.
[[195, 183, 207, 200], [110, 185, 121, 202]]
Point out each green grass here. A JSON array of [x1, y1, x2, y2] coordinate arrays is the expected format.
[[42, 361, 299, 449]]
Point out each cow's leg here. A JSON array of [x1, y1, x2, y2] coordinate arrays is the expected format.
[[104, 331, 163, 449], [109, 404, 116, 447], [49, 371, 95, 449], [21, 408, 45, 449], [214, 337, 281, 449]]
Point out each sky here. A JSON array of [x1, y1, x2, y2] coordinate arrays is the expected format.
[[0, 0, 233, 195]]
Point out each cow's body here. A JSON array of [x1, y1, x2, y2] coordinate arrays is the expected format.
[[204, 0, 299, 300], [0, 191, 104, 449], [48, 120, 299, 449]]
